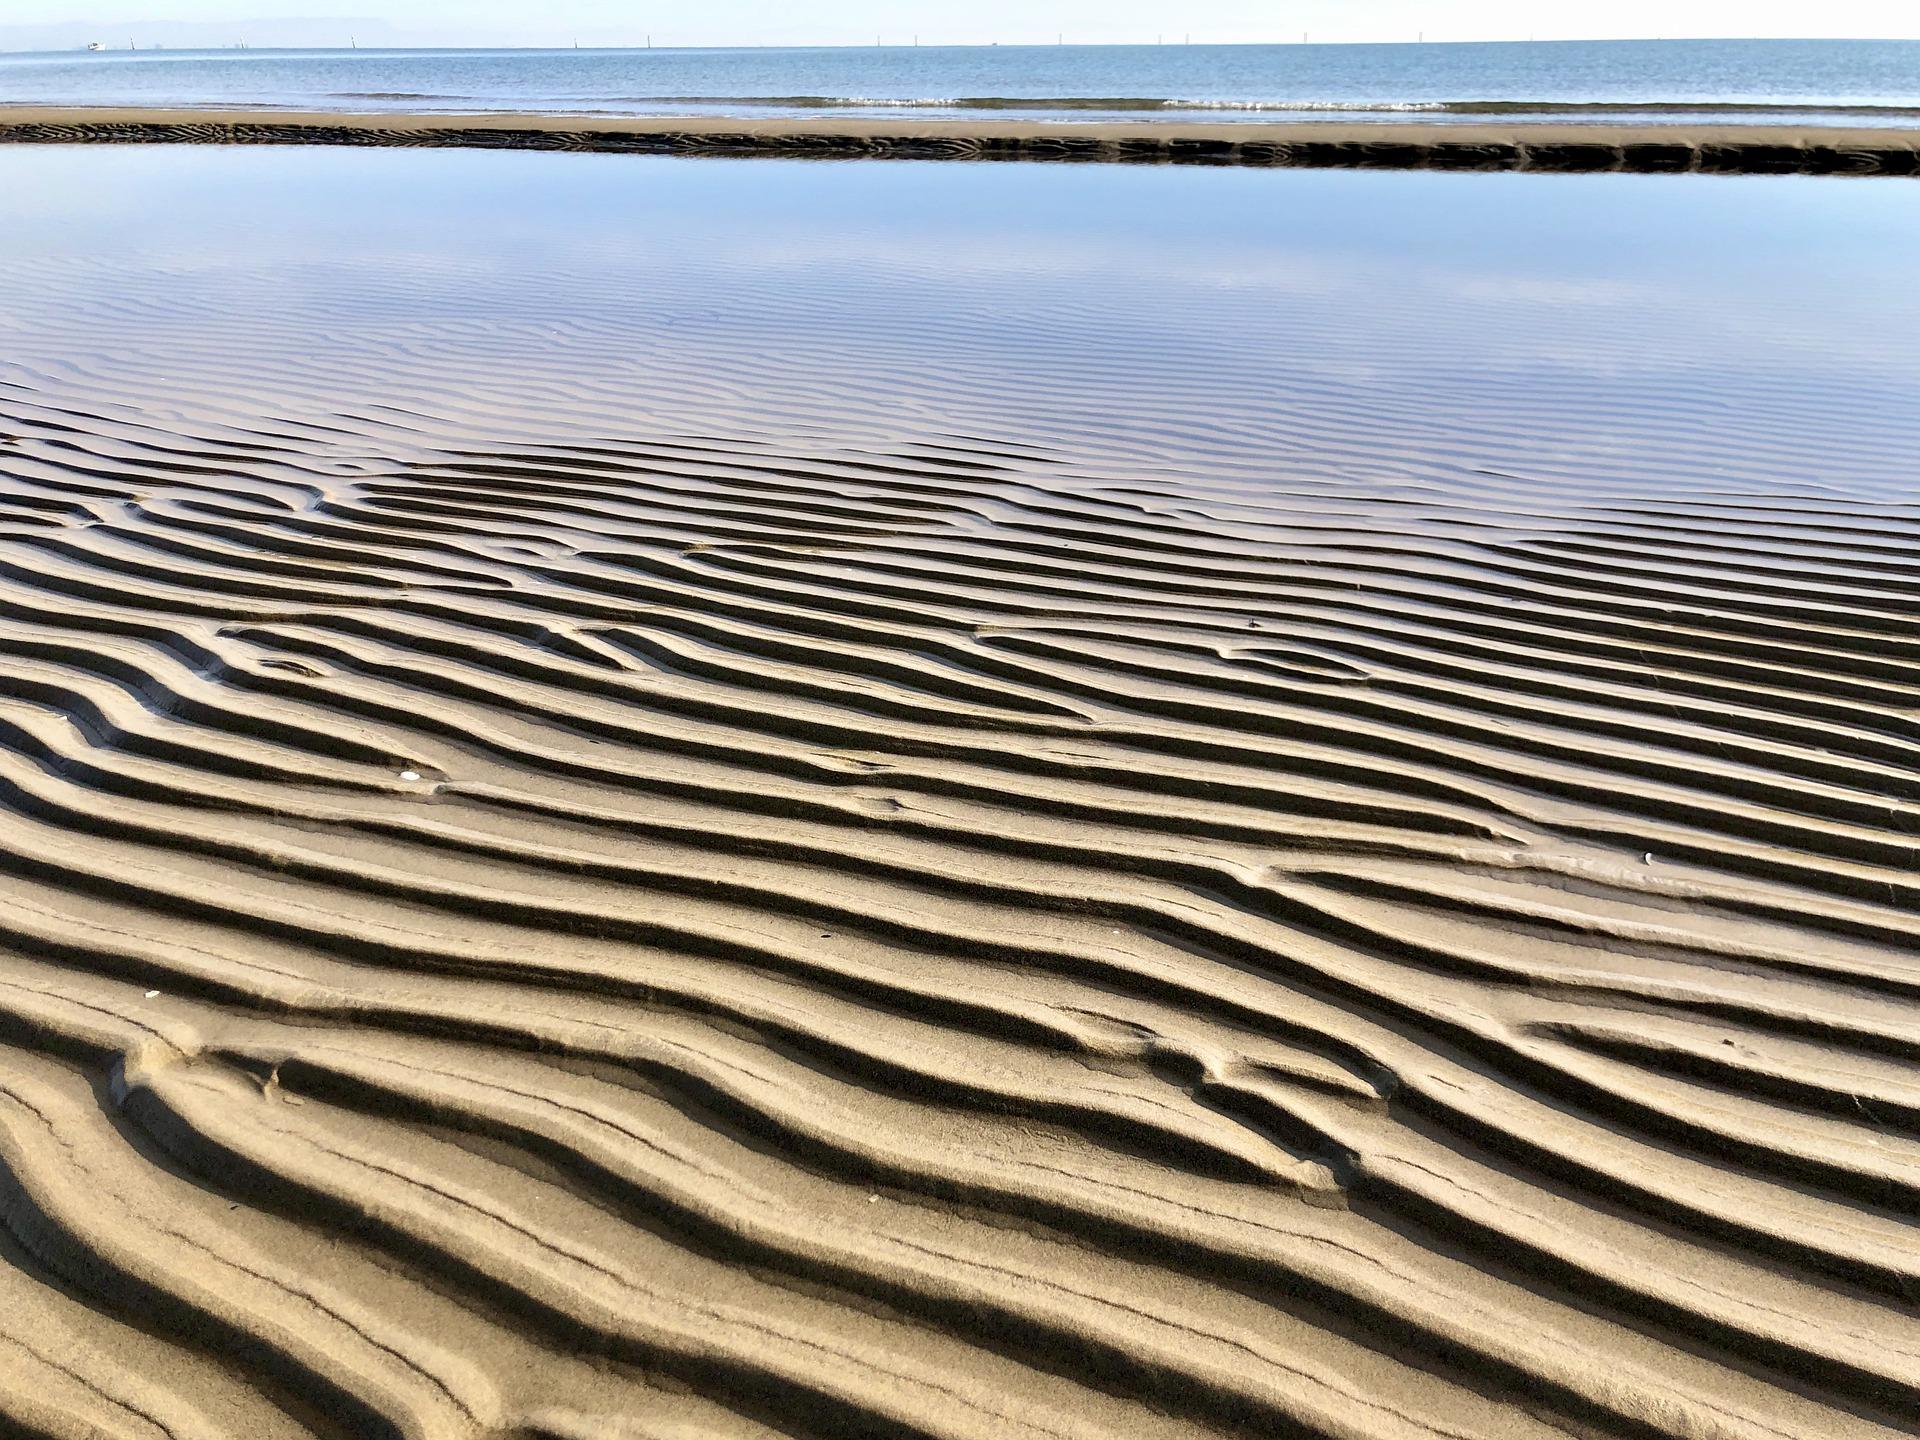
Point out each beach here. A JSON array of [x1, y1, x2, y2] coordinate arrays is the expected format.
[[0, 138, 1917, 1439]]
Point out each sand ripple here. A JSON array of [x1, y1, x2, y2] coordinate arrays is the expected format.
[[0, 173, 1917, 1439]]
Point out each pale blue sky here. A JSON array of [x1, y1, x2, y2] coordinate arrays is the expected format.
[[5, 1, 1918, 48]]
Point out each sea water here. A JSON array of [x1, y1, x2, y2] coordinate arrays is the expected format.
[[2, 38, 1919, 126]]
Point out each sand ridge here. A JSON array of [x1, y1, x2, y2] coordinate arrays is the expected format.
[[1, 104, 1919, 173]]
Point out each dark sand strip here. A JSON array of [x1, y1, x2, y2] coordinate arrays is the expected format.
[[2, 104, 1918, 173]]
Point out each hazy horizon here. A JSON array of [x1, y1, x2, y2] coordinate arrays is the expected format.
[[10, 35, 1920, 52], [3, 1, 1918, 52]]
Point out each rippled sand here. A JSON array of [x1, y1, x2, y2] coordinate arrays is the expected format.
[[0, 149, 1917, 1439]]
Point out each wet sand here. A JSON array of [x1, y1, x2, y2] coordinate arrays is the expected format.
[[0, 147, 1917, 1437], [2, 102, 1919, 172]]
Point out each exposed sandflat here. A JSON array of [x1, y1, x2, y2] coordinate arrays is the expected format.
[[0, 146, 1918, 1439], [2, 102, 1918, 171]]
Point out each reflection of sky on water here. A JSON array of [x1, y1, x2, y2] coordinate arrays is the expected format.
[[2, 147, 1918, 500]]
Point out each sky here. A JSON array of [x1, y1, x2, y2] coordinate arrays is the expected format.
[[3, 2, 1918, 49]]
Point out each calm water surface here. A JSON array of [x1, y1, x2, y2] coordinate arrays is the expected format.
[[1, 148, 1917, 506]]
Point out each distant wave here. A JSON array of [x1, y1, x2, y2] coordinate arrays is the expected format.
[[315, 90, 1920, 121], [328, 90, 480, 100], [635, 95, 1450, 112], [629, 94, 1920, 116], [1417, 98, 1920, 116]]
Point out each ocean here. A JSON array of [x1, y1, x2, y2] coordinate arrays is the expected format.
[[2, 38, 1919, 126]]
